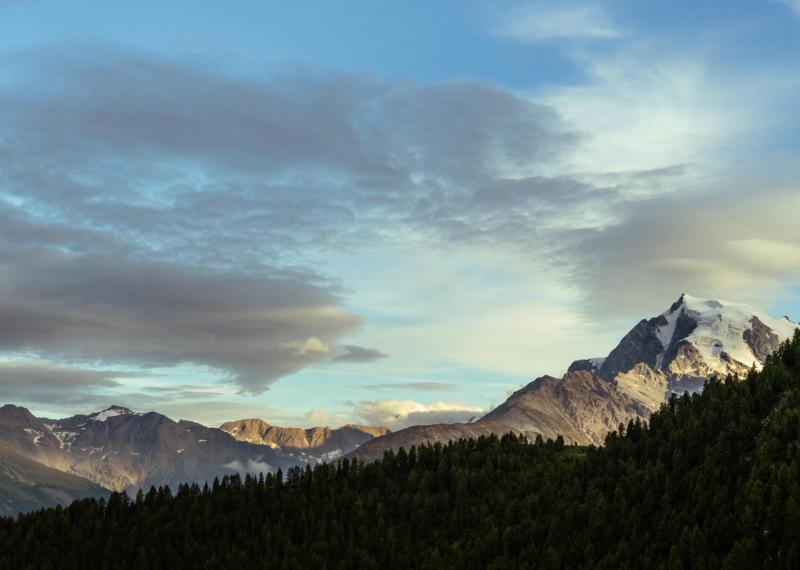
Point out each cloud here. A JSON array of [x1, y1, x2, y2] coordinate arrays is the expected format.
[[221, 459, 272, 475], [778, 0, 800, 15], [0, 213, 361, 393], [566, 187, 800, 315], [497, 2, 621, 42], [302, 409, 347, 427], [0, 42, 600, 397], [333, 345, 389, 363], [0, 44, 582, 262], [0, 361, 126, 406], [349, 399, 484, 430], [363, 382, 457, 392]]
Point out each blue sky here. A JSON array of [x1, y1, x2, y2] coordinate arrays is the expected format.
[[1, 0, 799, 427]]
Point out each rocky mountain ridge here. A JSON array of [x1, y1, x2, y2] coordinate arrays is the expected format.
[[0, 404, 388, 513], [220, 419, 389, 462], [0, 404, 298, 493]]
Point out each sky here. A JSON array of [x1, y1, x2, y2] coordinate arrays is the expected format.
[[1, 0, 799, 428]]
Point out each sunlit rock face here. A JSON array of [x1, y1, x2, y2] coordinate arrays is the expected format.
[[220, 418, 389, 461]]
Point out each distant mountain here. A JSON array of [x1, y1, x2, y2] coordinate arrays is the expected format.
[[220, 419, 389, 462], [0, 404, 304, 494], [0, 403, 389, 513], [350, 294, 799, 460], [0, 442, 108, 516]]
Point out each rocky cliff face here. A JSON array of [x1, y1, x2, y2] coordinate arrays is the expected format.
[[349, 295, 798, 461], [220, 419, 389, 461]]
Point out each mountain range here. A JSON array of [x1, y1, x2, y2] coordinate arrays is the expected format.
[[0, 405, 388, 514], [0, 293, 796, 514]]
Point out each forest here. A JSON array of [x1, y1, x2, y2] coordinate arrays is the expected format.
[[2, 331, 799, 569]]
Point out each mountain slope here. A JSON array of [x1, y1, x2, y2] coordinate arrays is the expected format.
[[0, 442, 107, 516], [220, 419, 389, 461], [353, 368, 666, 460], [350, 294, 798, 460]]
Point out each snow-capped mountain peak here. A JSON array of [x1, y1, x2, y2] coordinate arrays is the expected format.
[[89, 406, 140, 422], [659, 294, 797, 371], [598, 294, 798, 393]]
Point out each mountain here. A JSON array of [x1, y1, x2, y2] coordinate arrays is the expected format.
[[220, 419, 389, 462], [0, 442, 108, 516], [0, 404, 303, 494], [0, 403, 389, 511], [593, 293, 798, 393], [350, 294, 798, 460]]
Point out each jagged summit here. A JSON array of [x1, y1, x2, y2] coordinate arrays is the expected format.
[[219, 418, 390, 460], [596, 293, 798, 392]]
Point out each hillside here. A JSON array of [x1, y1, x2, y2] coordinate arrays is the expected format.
[[2, 331, 799, 568]]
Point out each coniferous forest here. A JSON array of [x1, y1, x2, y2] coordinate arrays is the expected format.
[[2, 332, 799, 569]]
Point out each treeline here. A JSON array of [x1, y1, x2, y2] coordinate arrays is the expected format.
[[2, 331, 800, 569]]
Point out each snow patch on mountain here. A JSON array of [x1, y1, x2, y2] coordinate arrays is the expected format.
[[22, 428, 44, 445], [664, 294, 798, 374], [89, 406, 140, 422]]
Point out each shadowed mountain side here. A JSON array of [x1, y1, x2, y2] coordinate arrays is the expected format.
[[0, 442, 108, 516]]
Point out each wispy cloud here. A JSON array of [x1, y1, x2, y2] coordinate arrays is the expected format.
[[496, 2, 621, 43], [778, 0, 800, 15], [0, 361, 124, 406], [363, 382, 458, 392], [333, 345, 389, 363]]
